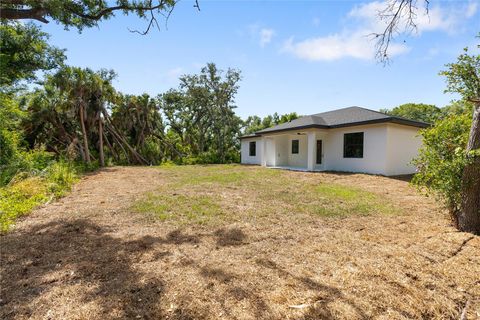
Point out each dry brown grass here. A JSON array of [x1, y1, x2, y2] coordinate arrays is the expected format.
[[1, 165, 479, 320]]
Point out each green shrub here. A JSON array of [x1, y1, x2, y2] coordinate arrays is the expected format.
[[181, 149, 240, 165], [1, 148, 56, 186], [0, 160, 79, 232], [0, 177, 49, 232], [412, 112, 472, 218], [141, 137, 164, 165], [45, 161, 78, 196]]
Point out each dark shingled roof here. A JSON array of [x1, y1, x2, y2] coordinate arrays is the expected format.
[[249, 106, 429, 136]]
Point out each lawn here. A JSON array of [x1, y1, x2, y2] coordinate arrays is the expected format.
[[132, 165, 398, 224], [1, 165, 479, 320]]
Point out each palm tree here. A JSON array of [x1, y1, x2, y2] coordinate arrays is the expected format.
[[51, 67, 94, 163]]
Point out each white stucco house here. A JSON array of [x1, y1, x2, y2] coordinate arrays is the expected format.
[[240, 107, 429, 176]]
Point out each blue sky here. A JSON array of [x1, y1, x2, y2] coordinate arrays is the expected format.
[[41, 0, 480, 118]]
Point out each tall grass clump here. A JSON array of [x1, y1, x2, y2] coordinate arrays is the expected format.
[[0, 153, 89, 232]]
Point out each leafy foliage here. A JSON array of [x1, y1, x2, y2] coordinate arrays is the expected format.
[[440, 47, 480, 101], [0, 160, 80, 232], [160, 63, 243, 164], [0, 22, 65, 87], [441, 100, 475, 117], [0, 0, 177, 32], [380, 103, 441, 123], [111, 93, 166, 164], [412, 111, 472, 218], [243, 112, 299, 134], [18, 63, 243, 167], [438, 43, 480, 233], [0, 93, 24, 170]]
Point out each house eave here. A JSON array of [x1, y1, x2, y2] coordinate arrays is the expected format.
[[239, 134, 262, 140], [329, 118, 430, 129]]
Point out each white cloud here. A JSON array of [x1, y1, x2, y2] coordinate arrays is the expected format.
[[283, 0, 478, 62], [259, 28, 275, 47], [466, 2, 478, 18], [283, 31, 409, 61], [247, 24, 276, 47]]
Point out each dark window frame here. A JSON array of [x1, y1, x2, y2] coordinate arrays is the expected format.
[[316, 140, 322, 164], [249, 141, 256, 156], [291, 139, 299, 154], [343, 132, 364, 158]]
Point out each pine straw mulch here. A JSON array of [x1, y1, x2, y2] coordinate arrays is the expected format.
[[0, 165, 479, 320]]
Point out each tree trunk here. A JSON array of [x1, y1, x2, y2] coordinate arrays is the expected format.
[[99, 116, 105, 167], [79, 104, 91, 164], [75, 137, 86, 162], [458, 102, 480, 235], [103, 132, 119, 162], [101, 109, 149, 165]]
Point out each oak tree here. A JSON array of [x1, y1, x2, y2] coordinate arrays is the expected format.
[[0, 0, 182, 34]]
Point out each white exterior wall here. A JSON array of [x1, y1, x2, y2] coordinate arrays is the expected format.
[[323, 124, 389, 175], [314, 131, 328, 171], [385, 124, 423, 175], [274, 136, 288, 166], [241, 123, 423, 176], [265, 138, 276, 166], [240, 138, 263, 165], [287, 135, 308, 168]]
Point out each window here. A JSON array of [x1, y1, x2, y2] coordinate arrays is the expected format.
[[343, 132, 364, 158], [249, 141, 256, 156], [292, 139, 299, 154], [316, 140, 322, 164]]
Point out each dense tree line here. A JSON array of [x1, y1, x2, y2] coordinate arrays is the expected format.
[[0, 21, 298, 184], [380, 102, 471, 124], [243, 112, 299, 135], [5, 62, 243, 170]]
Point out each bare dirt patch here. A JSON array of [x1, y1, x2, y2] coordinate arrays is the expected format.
[[1, 165, 479, 319]]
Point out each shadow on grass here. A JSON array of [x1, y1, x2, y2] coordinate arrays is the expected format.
[[255, 258, 368, 319], [0, 219, 205, 319], [214, 227, 247, 247], [320, 170, 414, 183], [1, 220, 366, 319]]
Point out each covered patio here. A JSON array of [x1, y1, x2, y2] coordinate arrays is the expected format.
[[261, 130, 327, 171]]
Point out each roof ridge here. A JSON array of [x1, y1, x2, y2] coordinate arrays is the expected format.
[[350, 106, 430, 124], [312, 106, 361, 116]]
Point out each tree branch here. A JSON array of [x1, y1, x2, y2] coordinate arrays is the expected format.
[[73, 2, 168, 21], [0, 0, 181, 31], [371, 0, 429, 64], [0, 7, 49, 23]]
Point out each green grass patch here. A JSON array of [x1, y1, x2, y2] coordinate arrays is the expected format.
[[0, 161, 79, 232], [307, 183, 398, 216], [186, 170, 249, 185], [160, 164, 283, 187], [134, 165, 400, 224], [133, 193, 223, 224]]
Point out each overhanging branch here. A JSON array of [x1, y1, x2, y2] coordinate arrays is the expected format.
[[0, 0, 186, 32], [0, 8, 49, 23]]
